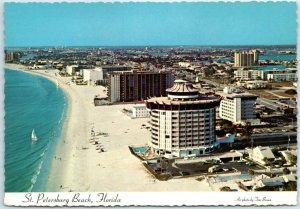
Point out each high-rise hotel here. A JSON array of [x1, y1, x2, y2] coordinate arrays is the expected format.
[[107, 70, 175, 102], [234, 50, 259, 67], [145, 80, 221, 157]]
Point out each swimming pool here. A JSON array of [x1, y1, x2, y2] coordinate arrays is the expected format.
[[132, 147, 147, 153]]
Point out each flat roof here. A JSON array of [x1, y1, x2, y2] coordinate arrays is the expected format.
[[146, 95, 220, 105], [217, 91, 257, 99], [109, 70, 170, 75]]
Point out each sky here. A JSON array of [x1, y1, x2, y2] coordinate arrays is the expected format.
[[4, 2, 297, 47]]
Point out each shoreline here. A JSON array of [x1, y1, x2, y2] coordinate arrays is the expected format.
[[5, 64, 72, 191], [5, 63, 212, 192], [5, 64, 87, 191]]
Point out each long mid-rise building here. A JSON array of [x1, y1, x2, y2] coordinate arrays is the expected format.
[[234, 50, 259, 67], [234, 68, 297, 82], [107, 70, 175, 102], [234, 69, 264, 81], [145, 80, 221, 157]]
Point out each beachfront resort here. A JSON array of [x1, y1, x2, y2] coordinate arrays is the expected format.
[[4, 44, 297, 192]]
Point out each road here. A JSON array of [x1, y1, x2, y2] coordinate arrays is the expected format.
[[256, 98, 281, 111], [199, 78, 226, 89], [232, 132, 297, 148]]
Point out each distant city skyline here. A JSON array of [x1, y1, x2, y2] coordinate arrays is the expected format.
[[5, 2, 297, 47]]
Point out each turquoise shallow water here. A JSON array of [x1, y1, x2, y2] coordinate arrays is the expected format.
[[260, 54, 296, 61], [4, 69, 67, 192]]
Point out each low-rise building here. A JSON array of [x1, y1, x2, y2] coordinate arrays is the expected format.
[[244, 80, 268, 89], [239, 174, 297, 191], [248, 146, 275, 165], [267, 73, 297, 82], [234, 69, 264, 81], [279, 150, 297, 165], [132, 105, 150, 118], [263, 68, 297, 81], [237, 80, 268, 89]]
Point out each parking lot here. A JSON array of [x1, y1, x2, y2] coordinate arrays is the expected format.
[[220, 162, 261, 174], [146, 158, 263, 178]]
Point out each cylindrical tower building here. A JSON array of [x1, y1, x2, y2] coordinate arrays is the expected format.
[[145, 79, 221, 157]]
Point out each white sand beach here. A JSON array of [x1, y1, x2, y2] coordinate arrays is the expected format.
[[5, 64, 212, 192]]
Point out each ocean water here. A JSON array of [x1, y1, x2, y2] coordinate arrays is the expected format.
[[4, 69, 67, 192]]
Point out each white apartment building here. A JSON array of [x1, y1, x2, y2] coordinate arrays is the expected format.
[[108, 74, 121, 102], [218, 87, 257, 124], [132, 105, 150, 118], [267, 73, 297, 82], [66, 65, 78, 75], [234, 69, 264, 81], [83, 68, 103, 85], [145, 80, 221, 157]]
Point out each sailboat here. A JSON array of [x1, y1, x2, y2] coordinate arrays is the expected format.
[[31, 129, 38, 141]]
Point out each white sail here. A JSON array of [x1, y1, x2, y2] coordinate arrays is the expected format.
[[32, 129, 38, 141]]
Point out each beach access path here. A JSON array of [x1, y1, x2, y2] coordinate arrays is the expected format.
[[5, 64, 212, 192]]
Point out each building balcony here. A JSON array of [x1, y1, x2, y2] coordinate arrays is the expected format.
[[151, 119, 158, 123], [151, 136, 158, 141]]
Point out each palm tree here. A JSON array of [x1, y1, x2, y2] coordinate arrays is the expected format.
[[248, 169, 255, 180]]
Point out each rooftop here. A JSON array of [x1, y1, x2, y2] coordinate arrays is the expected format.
[[166, 79, 199, 94], [216, 91, 257, 99], [146, 95, 221, 105], [147, 79, 221, 105], [254, 146, 275, 159], [108, 70, 170, 75]]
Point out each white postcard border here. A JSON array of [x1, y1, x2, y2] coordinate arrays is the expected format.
[[1, 0, 299, 208], [4, 192, 298, 206]]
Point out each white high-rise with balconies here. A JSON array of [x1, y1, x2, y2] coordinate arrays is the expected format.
[[145, 80, 221, 157]]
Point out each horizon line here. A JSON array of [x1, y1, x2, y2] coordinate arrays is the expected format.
[[5, 44, 297, 48]]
